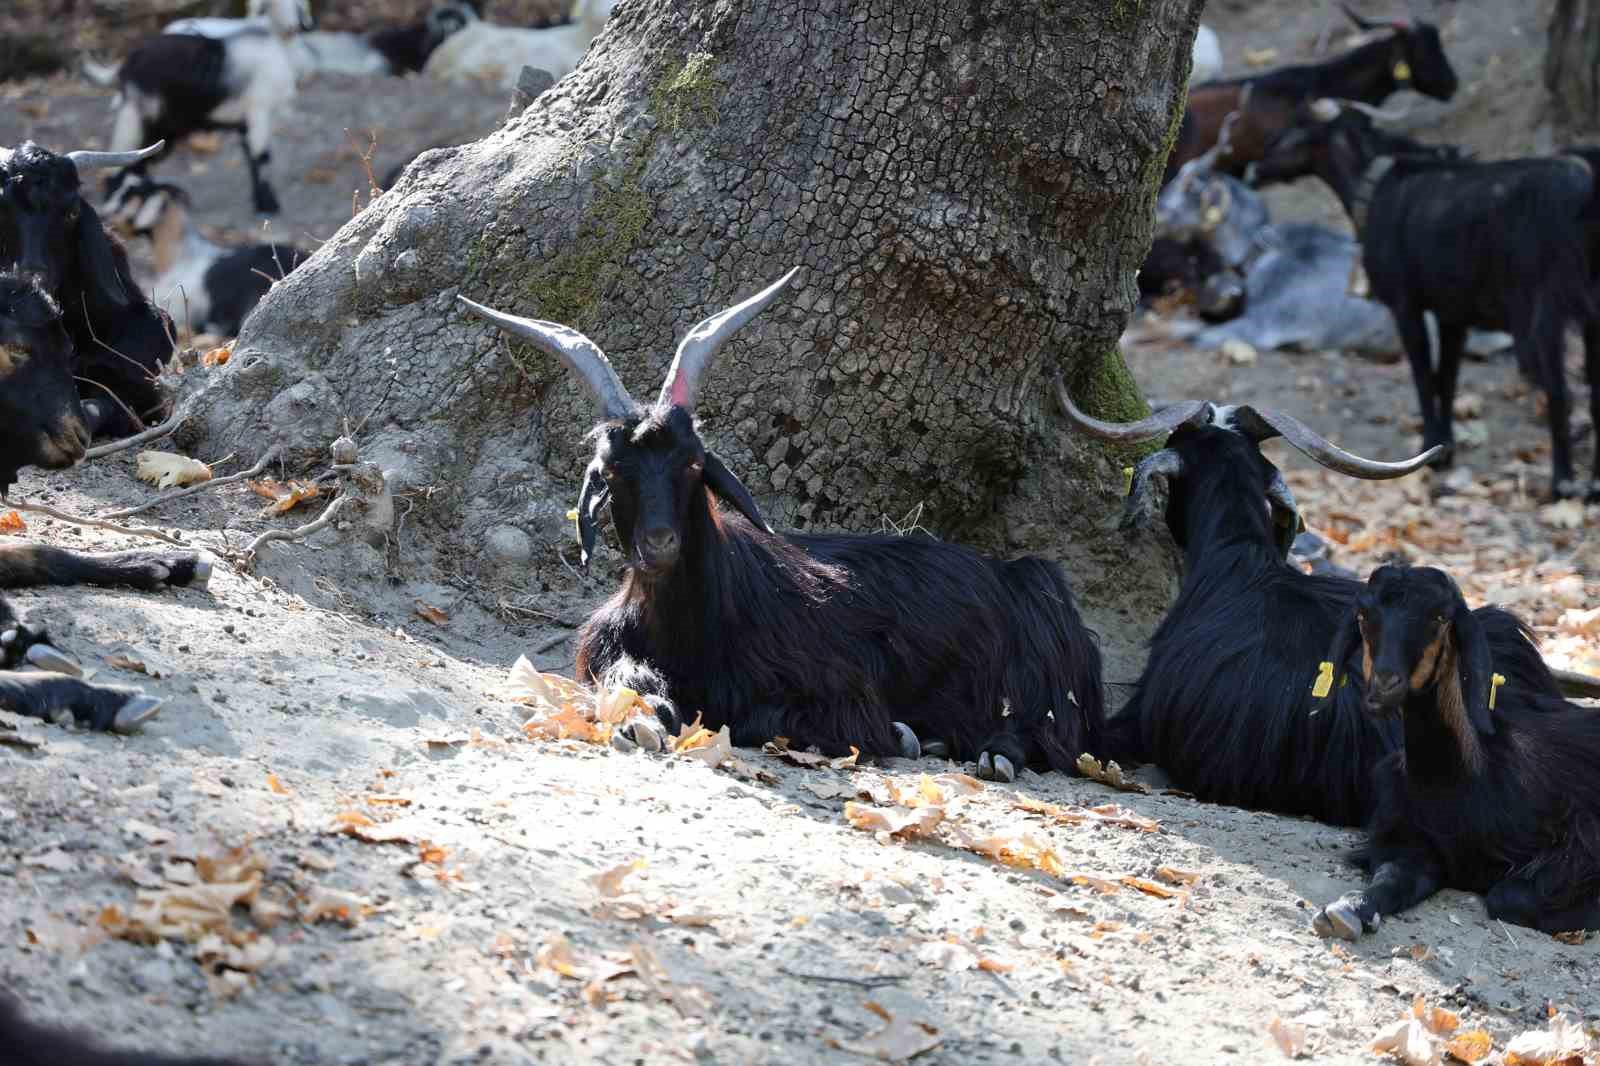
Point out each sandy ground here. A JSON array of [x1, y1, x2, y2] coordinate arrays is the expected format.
[[1, 1, 1598, 1063]]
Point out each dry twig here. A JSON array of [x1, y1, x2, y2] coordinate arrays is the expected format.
[[84, 397, 195, 460], [1, 496, 186, 546], [242, 494, 353, 561]]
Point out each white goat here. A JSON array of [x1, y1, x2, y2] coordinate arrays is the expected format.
[[423, 0, 615, 90], [1191, 24, 1222, 86], [101, 0, 311, 215]]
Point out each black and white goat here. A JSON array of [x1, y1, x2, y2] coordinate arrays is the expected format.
[[1063, 394, 1563, 827], [101, 0, 313, 215], [168, 1, 479, 78], [424, 0, 615, 89], [103, 176, 303, 338], [459, 270, 1104, 780], [0, 273, 211, 733], [0, 140, 174, 440], [1311, 564, 1600, 938]]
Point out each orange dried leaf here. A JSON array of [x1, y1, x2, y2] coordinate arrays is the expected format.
[[1121, 876, 1178, 899], [265, 773, 290, 796], [200, 343, 233, 368], [844, 801, 945, 839], [0, 511, 25, 533], [1444, 1030, 1493, 1064], [413, 601, 450, 626], [1268, 1016, 1307, 1059], [1156, 866, 1202, 885], [976, 957, 1014, 974]]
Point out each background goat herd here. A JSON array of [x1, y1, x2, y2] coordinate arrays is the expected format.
[[1, 1, 1599, 1064]]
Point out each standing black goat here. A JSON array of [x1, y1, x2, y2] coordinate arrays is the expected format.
[[0, 273, 210, 733], [1311, 565, 1600, 938], [0, 140, 174, 440], [1256, 98, 1598, 498], [1062, 393, 1563, 827], [459, 271, 1104, 781], [0, 992, 250, 1065]]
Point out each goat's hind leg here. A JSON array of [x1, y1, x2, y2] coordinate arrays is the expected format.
[[1486, 875, 1600, 933], [240, 106, 279, 215], [1585, 318, 1600, 500], [0, 672, 162, 733], [1396, 309, 1450, 464], [0, 543, 212, 593]]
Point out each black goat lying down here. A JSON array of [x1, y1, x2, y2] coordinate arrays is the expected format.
[[0, 140, 175, 440], [0, 993, 249, 1065], [1062, 392, 1563, 827], [0, 274, 210, 732], [460, 270, 1104, 781], [1312, 565, 1600, 938], [1256, 98, 1598, 498]]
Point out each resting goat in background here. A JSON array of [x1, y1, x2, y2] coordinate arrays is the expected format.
[[0, 992, 249, 1065], [1310, 565, 1600, 940], [0, 274, 210, 733], [1063, 393, 1562, 826], [460, 270, 1104, 781], [0, 141, 173, 440]]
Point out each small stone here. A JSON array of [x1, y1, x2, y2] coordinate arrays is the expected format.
[[330, 436, 359, 464], [484, 525, 533, 569], [1220, 339, 1258, 366]]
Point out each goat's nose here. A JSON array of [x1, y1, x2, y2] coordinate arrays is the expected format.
[[1371, 671, 1406, 698], [642, 528, 679, 558]]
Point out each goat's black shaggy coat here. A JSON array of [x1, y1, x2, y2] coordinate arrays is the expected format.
[[0, 143, 173, 439], [1313, 566, 1600, 936], [1108, 426, 1559, 827], [576, 408, 1104, 771], [0, 994, 248, 1066]]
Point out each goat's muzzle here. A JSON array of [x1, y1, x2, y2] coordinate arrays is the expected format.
[[1364, 670, 1407, 715], [38, 416, 91, 469], [636, 528, 681, 574]]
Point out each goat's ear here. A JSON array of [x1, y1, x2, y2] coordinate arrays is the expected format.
[[1315, 609, 1364, 711], [703, 451, 772, 534], [575, 459, 609, 569], [75, 202, 131, 314], [1452, 600, 1497, 735]]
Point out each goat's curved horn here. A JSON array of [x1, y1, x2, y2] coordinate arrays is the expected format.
[[659, 267, 800, 411], [1342, 99, 1410, 123], [65, 141, 165, 171], [457, 296, 638, 420], [1228, 405, 1442, 478], [1054, 374, 1209, 442], [1122, 448, 1186, 529]]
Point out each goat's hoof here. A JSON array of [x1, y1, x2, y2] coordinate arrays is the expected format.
[[1312, 898, 1365, 941], [24, 642, 83, 677], [618, 714, 666, 754], [892, 722, 921, 760], [111, 694, 164, 734], [977, 752, 1016, 783], [922, 739, 950, 759], [191, 554, 214, 590]]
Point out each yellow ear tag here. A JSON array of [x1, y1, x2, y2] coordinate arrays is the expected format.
[[1488, 672, 1506, 711], [1312, 661, 1335, 699], [1393, 60, 1411, 82], [1122, 466, 1134, 494], [567, 508, 579, 529], [1203, 206, 1223, 226]]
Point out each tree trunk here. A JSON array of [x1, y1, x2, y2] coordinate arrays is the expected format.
[[189, 0, 1201, 680], [1548, 0, 1600, 134]]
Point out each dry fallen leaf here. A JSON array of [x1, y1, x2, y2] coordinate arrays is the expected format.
[[1412, 995, 1459, 1035], [765, 737, 860, 770], [1444, 1030, 1494, 1064], [200, 342, 233, 368], [246, 478, 321, 517], [301, 885, 372, 926], [412, 601, 450, 626], [845, 801, 945, 839], [136, 451, 212, 489], [1502, 1013, 1593, 1066], [1268, 1016, 1307, 1059], [1371, 1018, 1442, 1066], [952, 828, 1066, 878], [0, 511, 25, 533], [1156, 866, 1202, 885], [833, 1001, 943, 1062], [1075, 753, 1148, 793], [265, 773, 290, 796], [592, 859, 646, 900], [1120, 876, 1179, 899]]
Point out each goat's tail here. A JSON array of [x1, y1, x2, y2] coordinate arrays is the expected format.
[[996, 557, 1105, 774]]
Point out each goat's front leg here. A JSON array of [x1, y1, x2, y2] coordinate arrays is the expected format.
[[1395, 310, 1448, 463], [0, 544, 212, 593], [596, 656, 681, 752], [1312, 845, 1443, 940], [1530, 300, 1579, 497], [240, 111, 279, 215], [1585, 318, 1600, 500], [0, 672, 163, 733]]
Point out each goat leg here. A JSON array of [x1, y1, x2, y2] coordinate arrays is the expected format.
[[1585, 319, 1600, 501], [1313, 849, 1443, 940], [0, 544, 212, 593], [0, 672, 162, 733], [976, 732, 1029, 783], [1486, 875, 1600, 934], [1396, 310, 1450, 464]]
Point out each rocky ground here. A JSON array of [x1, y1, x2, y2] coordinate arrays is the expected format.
[[0, 1, 1598, 1064]]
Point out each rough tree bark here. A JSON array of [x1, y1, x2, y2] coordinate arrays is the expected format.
[[187, 0, 1202, 679], [1548, 0, 1600, 134]]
